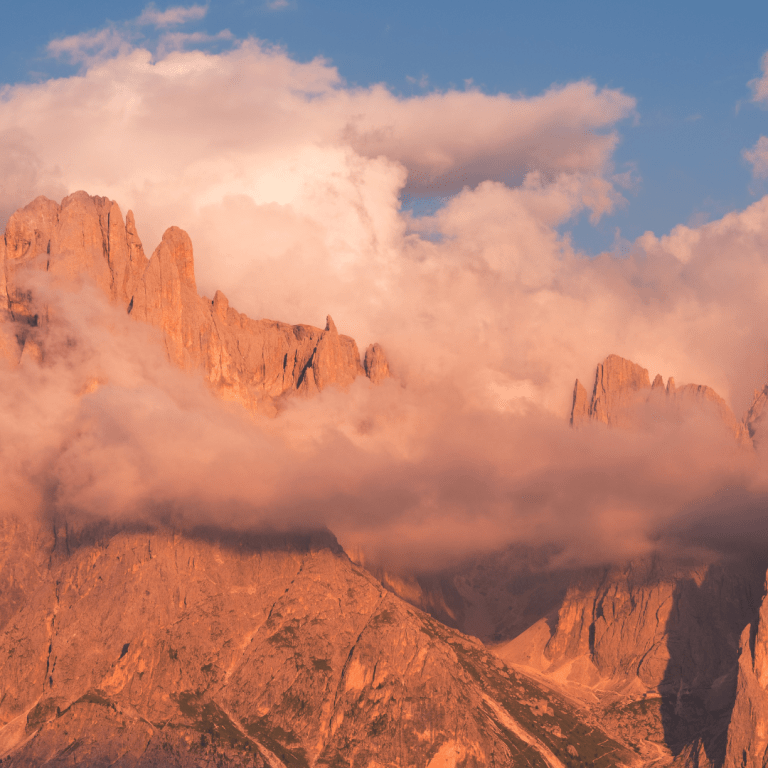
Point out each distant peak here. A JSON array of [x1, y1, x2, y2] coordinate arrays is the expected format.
[[325, 315, 337, 334]]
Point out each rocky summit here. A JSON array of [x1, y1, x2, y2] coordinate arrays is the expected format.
[[0, 192, 389, 414], [570, 353, 750, 444]]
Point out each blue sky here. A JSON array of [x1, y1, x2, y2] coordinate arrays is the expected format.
[[3, 0, 768, 254]]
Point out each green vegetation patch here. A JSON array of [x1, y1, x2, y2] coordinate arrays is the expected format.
[[175, 691, 256, 755], [267, 622, 300, 648], [448, 640, 630, 768], [25, 698, 60, 732], [370, 608, 397, 627], [74, 689, 116, 710], [244, 716, 309, 768]]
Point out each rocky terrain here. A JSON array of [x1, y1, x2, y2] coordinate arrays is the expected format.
[[570, 354, 749, 443], [0, 192, 389, 414], [0, 517, 636, 768], [373, 356, 768, 767], [4, 192, 768, 766]]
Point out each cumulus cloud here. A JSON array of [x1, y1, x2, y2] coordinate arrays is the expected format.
[[6, 25, 768, 566], [0, 270, 760, 571]]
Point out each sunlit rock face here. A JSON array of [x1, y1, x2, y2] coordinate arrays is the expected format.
[[0, 192, 389, 412], [723, 584, 768, 768], [570, 353, 749, 443], [0, 518, 632, 767], [382, 542, 765, 765]]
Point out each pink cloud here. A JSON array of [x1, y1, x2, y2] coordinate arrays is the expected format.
[[136, 4, 208, 28], [749, 52, 768, 105], [7, 28, 768, 567], [744, 135, 768, 179]]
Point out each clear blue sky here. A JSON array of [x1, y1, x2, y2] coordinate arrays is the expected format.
[[3, 0, 768, 254]]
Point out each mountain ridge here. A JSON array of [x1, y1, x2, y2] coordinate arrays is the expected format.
[[0, 191, 390, 414]]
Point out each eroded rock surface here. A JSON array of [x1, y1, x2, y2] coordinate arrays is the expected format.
[[0, 518, 633, 767], [0, 192, 389, 411], [722, 573, 768, 767]]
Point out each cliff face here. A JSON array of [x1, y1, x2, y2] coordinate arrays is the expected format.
[[719, 568, 768, 768], [570, 354, 749, 444], [0, 518, 634, 768], [385, 546, 763, 765], [0, 192, 387, 413]]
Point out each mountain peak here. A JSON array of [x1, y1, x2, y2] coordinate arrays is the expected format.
[[571, 353, 749, 442], [0, 192, 390, 412]]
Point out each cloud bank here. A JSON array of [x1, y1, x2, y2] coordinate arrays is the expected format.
[[4, 17, 768, 566]]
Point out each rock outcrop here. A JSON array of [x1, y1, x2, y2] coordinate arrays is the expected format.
[[492, 555, 763, 765], [571, 353, 749, 443], [0, 192, 389, 412], [745, 385, 768, 449], [373, 543, 768, 765], [0, 517, 633, 767]]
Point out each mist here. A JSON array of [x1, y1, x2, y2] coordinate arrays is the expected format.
[[3, 12, 768, 569]]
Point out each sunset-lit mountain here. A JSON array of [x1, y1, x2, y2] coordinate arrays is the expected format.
[[4, 3, 768, 766]]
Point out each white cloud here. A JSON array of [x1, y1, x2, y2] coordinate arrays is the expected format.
[[744, 135, 768, 179], [8, 26, 768, 423], [750, 51, 768, 105], [10, 26, 768, 564], [136, 4, 208, 28]]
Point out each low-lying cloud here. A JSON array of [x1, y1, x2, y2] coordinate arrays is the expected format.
[[3, 14, 768, 567]]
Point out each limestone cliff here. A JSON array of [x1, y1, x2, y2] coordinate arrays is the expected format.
[[723, 575, 768, 767], [492, 555, 763, 765], [570, 354, 749, 443], [0, 192, 389, 412], [744, 385, 768, 449], [0, 517, 634, 767]]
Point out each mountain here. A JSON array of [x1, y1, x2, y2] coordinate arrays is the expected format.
[[0, 192, 389, 414], [0, 517, 636, 768], [4, 191, 768, 767], [371, 355, 768, 767], [570, 354, 749, 444]]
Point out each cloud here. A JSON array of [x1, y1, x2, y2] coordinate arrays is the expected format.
[[744, 135, 768, 179], [0, 270, 760, 571], [7, 27, 768, 567], [750, 51, 768, 105], [136, 4, 208, 28], [47, 28, 130, 64]]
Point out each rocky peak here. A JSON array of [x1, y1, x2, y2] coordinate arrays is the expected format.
[[571, 353, 749, 443], [0, 517, 632, 767], [1, 192, 391, 412], [588, 354, 651, 427], [212, 289, 229, 322], [160, 226, 197, 292], [364, 342, 391, 384], [745, 385, 768, 447], [723, 573, 768, 766]]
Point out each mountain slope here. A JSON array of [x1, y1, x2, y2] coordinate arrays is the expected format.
[[0, 518, 636, 768]]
